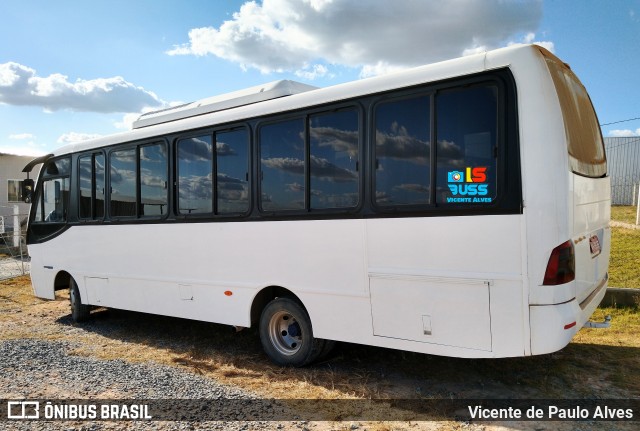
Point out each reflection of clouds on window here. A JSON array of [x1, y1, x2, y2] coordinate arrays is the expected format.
[[112, 151, 136, 163], [140, 144, 168, 215], [217, 173, 248, 204], [180, 137, 213, 163], [178, 173, 213, 200], [436, 139, 464, 168], [375, 190, 389, 203], [286, 182, 305, 193], [310, 126, 358, 158], [262, 156, 357, 183], [375, 128, 430, 166], [375, 95, 431, 206], [178, 135, 213, 214], [216, 141, 237, 156], [310, 156, 357, 182], [140, 144, 168, 161], [140, 171, 166, 188], [394, 183, 430, 194], [310, 109, 360, 209], [262, 157, 304, 174], [109, 164, 136, 184]]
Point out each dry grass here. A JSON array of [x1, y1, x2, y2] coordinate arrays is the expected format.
[[1, 275, 639, 430], [2, 276, 639, 400]]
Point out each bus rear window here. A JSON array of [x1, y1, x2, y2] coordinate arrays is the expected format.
[[541, 48, 606, 178]]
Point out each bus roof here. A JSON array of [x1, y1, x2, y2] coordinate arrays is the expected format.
[[48, 44, 542, 158], [132, 80, 319, 129]]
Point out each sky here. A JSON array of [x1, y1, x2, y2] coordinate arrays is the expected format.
[[1, 0, 639, 157]]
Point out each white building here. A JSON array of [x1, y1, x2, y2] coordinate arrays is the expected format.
[[0, 152, 40, 233]]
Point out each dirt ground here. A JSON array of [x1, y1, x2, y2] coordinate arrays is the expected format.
[[1, 275, 638, 431]]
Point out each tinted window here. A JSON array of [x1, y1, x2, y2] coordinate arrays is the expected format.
[[95, 154, 105, 219], [78, 154, 104, 219], [177, 135, 213, 214], [436, 85, 498, 205], [216, 129, 249, 214], [260, 119, 305, 211], [309, 110, 359, 209], [79, 156, 92, 219], [140, 143, 168, 216], [374, 96, 431, 206], [110, 149, 137, 217]]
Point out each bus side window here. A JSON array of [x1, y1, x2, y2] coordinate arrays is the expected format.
[[374, 95, 431, 207], [216, 129, 249, 214], [436, 85, 498, 205]]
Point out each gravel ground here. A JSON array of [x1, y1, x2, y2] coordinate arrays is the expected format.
[[0, 256, 29, 281], [0, 339, 300, 431]]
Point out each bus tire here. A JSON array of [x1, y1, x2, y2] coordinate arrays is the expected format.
[[70, 278, 90, 322], [259, 297, 321, 367]]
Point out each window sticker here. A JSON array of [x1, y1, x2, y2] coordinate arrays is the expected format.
[[445, 166, 492, 203]]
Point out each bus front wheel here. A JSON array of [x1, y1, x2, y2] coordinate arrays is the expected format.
[[259, 297, 322, 367], [69, 278, 90, 322]]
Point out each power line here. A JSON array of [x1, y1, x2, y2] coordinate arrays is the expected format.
[[600, 117, 640, 127]]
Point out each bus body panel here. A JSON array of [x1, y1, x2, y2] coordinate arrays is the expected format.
[[365, 214, 524, 354]]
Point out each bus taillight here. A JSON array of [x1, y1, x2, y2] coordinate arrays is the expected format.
[[543, 240, 575, 285]]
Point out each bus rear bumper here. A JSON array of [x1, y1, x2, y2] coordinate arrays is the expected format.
[[529, 273, 608, 355]]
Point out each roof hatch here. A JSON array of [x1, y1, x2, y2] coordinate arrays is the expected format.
[[132, 80, 319, 129]]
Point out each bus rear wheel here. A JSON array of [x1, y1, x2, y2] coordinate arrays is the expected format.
[[69, 278, 90, 322], [259, 297, 322, 367]]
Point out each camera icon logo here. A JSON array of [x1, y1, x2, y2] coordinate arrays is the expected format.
[[448, 171, 464, 183]]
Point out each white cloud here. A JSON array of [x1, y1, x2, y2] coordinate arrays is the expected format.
[[3, 133, 46, 156], [608, 128, 640, 137], [56, 132, 103, 145], [9, 133, 34, 140], [115, 112, 145, 130], [295, 64, 329, 80], [0, 145, 46, 157], [167, 0, 543, 77], [0, 62, 165, 113], [507, 32, 555, 53]]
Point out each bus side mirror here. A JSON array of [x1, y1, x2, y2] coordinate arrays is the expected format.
[[22, 179, 34, 204]]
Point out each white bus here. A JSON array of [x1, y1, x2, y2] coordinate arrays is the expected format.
[[23, 44, 610, 366]]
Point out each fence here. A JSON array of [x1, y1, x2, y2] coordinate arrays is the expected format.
[[605, 137, 640, 205], [0, 205, 30, 280]]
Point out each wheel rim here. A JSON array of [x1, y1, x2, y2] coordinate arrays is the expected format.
[[268, 310, 303, 356]]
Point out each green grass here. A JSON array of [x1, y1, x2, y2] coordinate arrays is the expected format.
[[611, 205, 638, 225], [609, 227, 640, 288], [609, 206, 640, 288]]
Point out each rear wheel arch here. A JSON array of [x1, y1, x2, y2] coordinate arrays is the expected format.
[[250, 285, 302, 327]]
